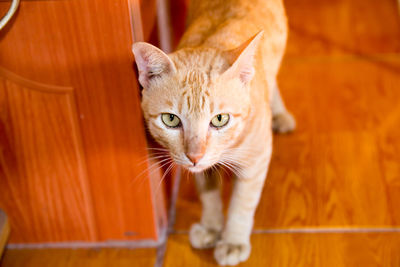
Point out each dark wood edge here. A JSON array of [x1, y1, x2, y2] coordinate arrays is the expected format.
[[0, 209, 10, 257]]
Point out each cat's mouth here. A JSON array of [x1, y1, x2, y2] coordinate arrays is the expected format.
[[186, 165, 207, 173], [173, 154, 216, 173], [184, 163, 210, 173]]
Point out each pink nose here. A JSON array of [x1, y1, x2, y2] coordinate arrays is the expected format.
[[186, 153, 204, 165]]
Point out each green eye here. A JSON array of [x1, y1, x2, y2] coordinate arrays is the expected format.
[[161, 113, 181, 128], [211, 114, 229, 128]]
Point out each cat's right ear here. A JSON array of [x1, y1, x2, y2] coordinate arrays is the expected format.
[[132, 42, 176, 88], [222, 31, 264, 86]]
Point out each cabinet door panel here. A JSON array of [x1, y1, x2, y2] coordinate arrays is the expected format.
[[0, 0, 165, 243], [0, 70, 96, 242]]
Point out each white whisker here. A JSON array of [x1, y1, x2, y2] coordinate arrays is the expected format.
[[147, 147, 169, 151], [219, 160, 244, 178], [155, 162, 175, 194], [131, 157, 173, 186], [136, 154, 169, 166]]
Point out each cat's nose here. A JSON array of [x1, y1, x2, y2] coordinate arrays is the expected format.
[[186, 153, 204, 165]]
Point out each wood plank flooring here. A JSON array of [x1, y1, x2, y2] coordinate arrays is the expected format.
[[0, 248, 157, 267], [1, 0, 399, 266], [164, 233, 400, 267]]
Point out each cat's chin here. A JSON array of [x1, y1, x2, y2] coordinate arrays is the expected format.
[[185, 165, 209, 173]]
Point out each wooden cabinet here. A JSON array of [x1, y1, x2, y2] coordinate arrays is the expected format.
[[0, 0, 166, 244]]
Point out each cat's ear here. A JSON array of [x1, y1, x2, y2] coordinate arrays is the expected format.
[[132, 42, 176, 88], [223, 31, 264, 85]]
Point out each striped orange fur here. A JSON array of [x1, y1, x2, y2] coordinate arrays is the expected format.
[[132, 0, 295, 265]]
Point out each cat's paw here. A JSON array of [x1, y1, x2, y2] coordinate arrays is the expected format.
[[214, 241, 251, 266], [189, 223, 221, 249], [272, 111, 296, 133]]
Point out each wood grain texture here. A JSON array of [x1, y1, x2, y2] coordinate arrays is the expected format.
[[0, 75, 96, 242], [255, 58, 400, 228], [0, 248, 157, 267], [0, 0, 163, 243], [284, 0, 400, 56], [164, 233, 400, 267]]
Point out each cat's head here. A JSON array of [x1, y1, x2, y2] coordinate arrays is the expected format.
[[132, 32, 262, 173]]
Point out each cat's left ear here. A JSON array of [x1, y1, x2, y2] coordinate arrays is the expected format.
[[223, 31, 264, 85], [132, 42, 176, 88]]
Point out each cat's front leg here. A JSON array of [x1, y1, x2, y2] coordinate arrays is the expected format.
[[214, 153, 270, 266], [190, 170, 224, 249]]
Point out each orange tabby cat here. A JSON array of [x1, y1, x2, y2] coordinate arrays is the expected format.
[[132, 0, 295, 265]]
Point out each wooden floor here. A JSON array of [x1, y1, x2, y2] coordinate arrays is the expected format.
[[1, 0, 400, 266], [164, 233, 400, 266], [0, 248, 157, 267]]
